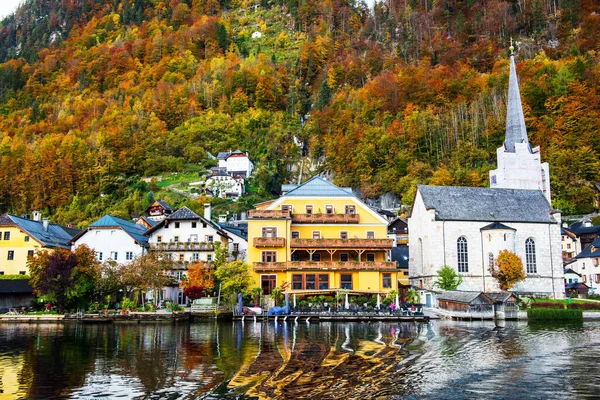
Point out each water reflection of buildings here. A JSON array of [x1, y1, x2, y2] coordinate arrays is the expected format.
[[227, 321, 422, 399]]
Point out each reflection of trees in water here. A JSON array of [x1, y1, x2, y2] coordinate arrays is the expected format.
[[227, 322, 421, 399]]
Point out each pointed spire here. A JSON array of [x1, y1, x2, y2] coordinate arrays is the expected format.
[[504, 40, 529, 153]]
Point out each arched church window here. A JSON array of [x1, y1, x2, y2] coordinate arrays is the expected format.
[[488, 253, 494, 270], [457, 237, 468, 273], [525, 238, 537, 274]]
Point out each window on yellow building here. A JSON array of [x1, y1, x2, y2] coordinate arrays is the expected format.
[[312, 231, 321, 239], [366, 231, 375, 239], [344, 205, 355, 215], [341, 274, 352, 289], [281, 205, 292, 213], [291, 231, 300, 239], [366, 253, 375, 262], [306, 274, 316, 290], [312, 253, 321, 262], [4, 232, 10, 240], [340, 253, 349, 262], [19, 271, 25, 275], [27, 250, 34, 258], [262, 251, 277, 263], [261, 275, 276, 294], [319, 274, 329, 289], [325, 205, 334, 215], [24, 236, 29, 242], [383, 273, 392, 289], [7, 251, 14, 260], [292, 274, 303, 290], [305, 205, 313, 215], [340, 231, 348, 239], [262, 227, 277, 238]]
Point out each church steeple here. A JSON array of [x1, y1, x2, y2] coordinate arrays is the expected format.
[[504, 41, 530, 153]]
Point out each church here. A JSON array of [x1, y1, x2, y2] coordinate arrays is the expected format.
[[408, 47, 565, 298]]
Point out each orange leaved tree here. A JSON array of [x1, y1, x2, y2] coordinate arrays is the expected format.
[[491, 250, 526, 291]]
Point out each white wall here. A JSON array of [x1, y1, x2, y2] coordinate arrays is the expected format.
[[72, 228, 146, 264], [226, 155, 254, 177]]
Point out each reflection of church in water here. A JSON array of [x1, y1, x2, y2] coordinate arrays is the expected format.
[[227, 322, 423, 398]]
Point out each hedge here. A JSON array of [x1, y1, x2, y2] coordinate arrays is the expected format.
[[527, 308, 582, 320], [0, 274, 30, 280], [530, 302, 564, 309], [566, 302, 600, 310]]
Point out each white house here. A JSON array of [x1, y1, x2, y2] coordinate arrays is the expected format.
[[219, 224, 248, 263], [144, 205, 231, 305], [205, 173, 245, 199], [566, 236, 600, 291], [70, 215, 149, 264], [217, 150, 254, 178], [561, 227, 581, 262], [408, 186, 565, 298]]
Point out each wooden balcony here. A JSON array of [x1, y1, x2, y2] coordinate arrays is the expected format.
[[150, 242, 215, 251], [290, 238, 393, 250], [253, 261, 398, 272], [253, 237, 286, 247], [248, 210, 291, 219], [291, 213, 360, 224]]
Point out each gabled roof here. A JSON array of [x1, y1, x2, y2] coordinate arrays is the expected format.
[[416, 185, 557, 223], [480, 222, 516, 231], [561, 228, 577, 240], [569, 221, 600, 235], [437, 291, 493, 304], [217, 151, 231, 160], [564, 268, 581, 277], [0, 214, 80, 249], [71, 215, 149, 247], [284, 176, 353, 197], [573, 237, 600, 259], [485, 292, 519, 303], [144, 207, 231, 239], [138, 216, 158, 227], [565, 282, 589, 290], [226, 149, 246, 158]]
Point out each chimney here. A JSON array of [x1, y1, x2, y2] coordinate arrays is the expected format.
[[42, 218, 49, 231], [218, 214, 227, 223], [32, 211, 41, 221], [204, 203, 212, 221]]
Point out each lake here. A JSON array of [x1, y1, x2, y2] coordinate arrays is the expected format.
[[0, 319, 598, 399]]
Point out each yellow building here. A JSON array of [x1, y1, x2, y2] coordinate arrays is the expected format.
[[0, 213, 80, 276], [247, 177, 398, 297]]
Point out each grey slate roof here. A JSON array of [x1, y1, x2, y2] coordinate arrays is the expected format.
[[157, 200, 174, 212], [217, 152, 231, 160], [564, 268, 581, 277], [284, 176, 354, 197], [569, 221, 600, 235], [485, 292, 518, 303], [219, 224, 248, 240], [71, 215, 149, 247], [417, 185, 557, 223], [573, 237, 600, 259], [504, 54, 530, 153], [437, 291, 492, 304], [480, 222, 516, 231], [167, 206, 200, 220], [0, 214, 79, 249]]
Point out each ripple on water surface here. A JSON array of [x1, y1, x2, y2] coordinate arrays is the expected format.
[[1, 321, 600, 399]]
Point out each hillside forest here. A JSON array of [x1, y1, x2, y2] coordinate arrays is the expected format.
[[0, 0, 599, 227]]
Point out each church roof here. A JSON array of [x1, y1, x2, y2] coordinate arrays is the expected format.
[[284, 176, 353, 197], [504, 52, 530, 153], [417, 185, 557, 223], [480, 222, 516, 231]]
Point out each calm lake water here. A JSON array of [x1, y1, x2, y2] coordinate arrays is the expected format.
[[0, 319, 598, 399]]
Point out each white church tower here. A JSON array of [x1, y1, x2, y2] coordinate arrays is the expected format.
[[489, 44, 551, 203]]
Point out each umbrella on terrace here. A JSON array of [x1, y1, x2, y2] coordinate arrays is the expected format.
[[377, 294, 381, 310], [345, 293, 350, 310], [395, 293, 400, 309]]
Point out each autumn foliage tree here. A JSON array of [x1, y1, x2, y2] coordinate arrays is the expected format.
[[28, 245, 101, 312], [491, 250, 527, 291], [181, 261, 214, 292]]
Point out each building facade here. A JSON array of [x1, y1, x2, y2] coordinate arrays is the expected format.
[[247, 177, 398, 296], [0, 213, 79, 276], [408, 186, 565, 297], [70, 215, 149, 264]]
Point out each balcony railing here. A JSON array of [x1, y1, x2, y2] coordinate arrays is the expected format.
[[248, 210, 291, 219], [290, 238, 393, 249], [253, 261, 398, 272], [291, 213, 360, 224], [253, 237, 286, 247], [150, 242, 215, 251]]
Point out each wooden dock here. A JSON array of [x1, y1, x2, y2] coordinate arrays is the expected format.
[[232, 313, 429, 322]]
